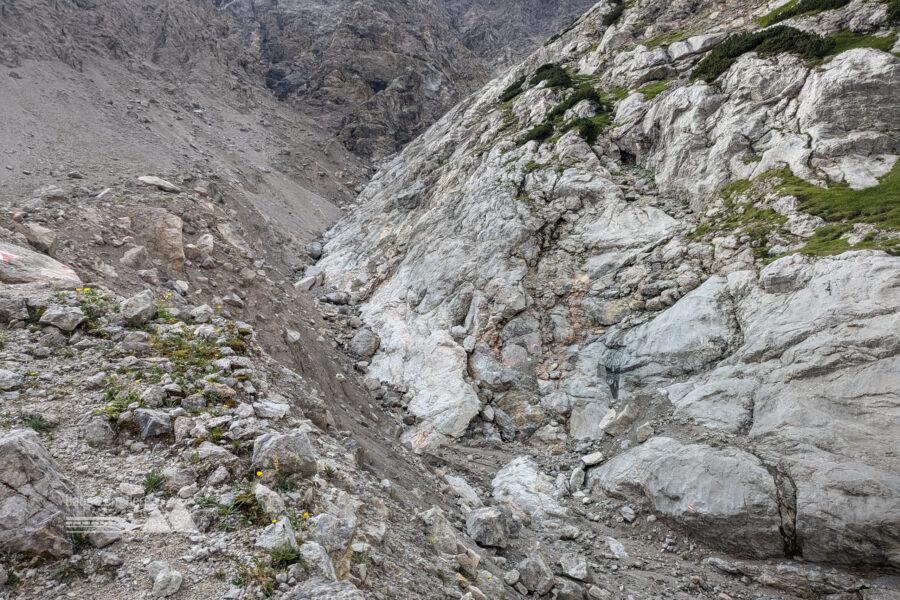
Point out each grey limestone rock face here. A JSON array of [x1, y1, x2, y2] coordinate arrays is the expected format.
[[590, 437, 784, 558], [0, 429, 86, 557]]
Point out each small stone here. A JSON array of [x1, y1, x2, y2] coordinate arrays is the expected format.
[[581, 452, 604, 467], [151, 566, 183, 597], [138, 176, 181, 193]]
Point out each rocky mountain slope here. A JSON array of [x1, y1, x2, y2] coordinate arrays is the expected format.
[[219, 0, 598, 157], [315, 0, 900, 592], [1, 0, 899, 599]]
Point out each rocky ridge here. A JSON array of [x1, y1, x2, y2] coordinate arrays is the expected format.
[[219, 0, 599, 157]]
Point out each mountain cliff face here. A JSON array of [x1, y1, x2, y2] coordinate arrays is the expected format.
[[318, 0, 899, 573], [219, 0, 598, 157]]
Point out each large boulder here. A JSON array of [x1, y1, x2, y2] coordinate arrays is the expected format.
[[492, 456, 565, 524], [590, 437, 783, 558], [135, 209, 185, 272], [466, 506, 511, 548], [120, 290, 158, 326], [665, 253, 900, 566], [0, 430, 86, 557], [0, 242, 81, 286], [251, 431, 317, 478]]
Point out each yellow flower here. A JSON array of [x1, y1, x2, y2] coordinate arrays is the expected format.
[[216, 305, 222, 309], [271, 519, 278, 524], [166, 293, 172, 297], [29, 372, 36, 376], [83, 287, 91, 292], [75, 288, 82, 292], [256, 471, 263, 477], [302, 512, 309, 519]]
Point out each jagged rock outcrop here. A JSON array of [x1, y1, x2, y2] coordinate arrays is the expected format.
[[319, 0, 900, 570], [0, 429, 86, 557], [219, 0, 597, 157]]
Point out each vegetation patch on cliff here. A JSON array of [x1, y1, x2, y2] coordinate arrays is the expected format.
[[691, 26, 834, 82], [758, 0, 852, 27]]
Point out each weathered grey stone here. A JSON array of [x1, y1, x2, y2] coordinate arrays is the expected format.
[[138, 176, 181, 193], [299, 541, 337, 580], [0, 370, 23, 391], [120, 245, 150, 269], [516, 553, 553, 594], [151, 565, 183, 597], [560, 553, 588, 581], [308, 513, 356, 554], [22, 223, 58, 255], [492, 456, 565, 523], [255, 518, 299, 551], [251, 431, 317, 477], [0, 242, 80, 286], [466, 506, 511, 548], [120, 290, 157, 326], [0, 429, 86, 557], [132, 409, 173, 439], [590, 437, 782, 557], [284, 578, 364, 599], [39, 305, 85, 332], [349, 327, 380, 359]]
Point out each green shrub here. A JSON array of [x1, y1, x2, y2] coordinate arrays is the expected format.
[[143, 470, 165, 495], [777, 162, 900, 230], [691, 26, 834, 82], [521, 123, 555, 145], [499, 75, 527, 103], [603, 0, 626, 27], [546, 84, 606, 120], [887, 0, 900, 24], [530, 63, 572, 89], [758, 0, 851, 26]]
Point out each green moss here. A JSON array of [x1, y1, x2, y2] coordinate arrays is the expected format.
[[776, 162, 900, 229], [691, 26, 834, 82], [612, 86, 630, 100], [530, 63, 573, 89], [636, 79, 673, 100], [758, 0, 851, 27]]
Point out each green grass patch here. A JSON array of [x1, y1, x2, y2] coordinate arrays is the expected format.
[[143, 469, 165, 495], [825, 29, 898, 55], [758, 0, 851, 27], [691, 26, 834, 82], [643, 30, 689, 49], [637, 79, 673, 100], [776, 162, 900, 229], [887, 0, 900, 25]]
